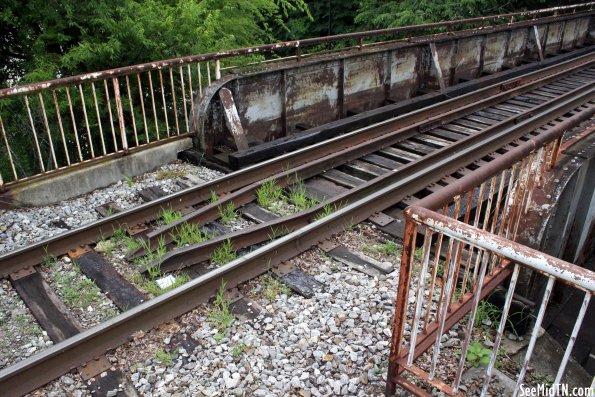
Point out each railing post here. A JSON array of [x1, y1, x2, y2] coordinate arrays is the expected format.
[[112, 77, 128, 153], [215, 59, 221, 80], [386, 218, 418, 396]]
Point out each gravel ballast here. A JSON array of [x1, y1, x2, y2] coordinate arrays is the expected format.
[[0, 162, 224, 255]]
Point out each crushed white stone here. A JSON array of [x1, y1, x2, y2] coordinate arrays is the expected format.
[[0, 162, 224, 255]]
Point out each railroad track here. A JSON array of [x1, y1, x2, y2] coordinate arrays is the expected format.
[[0, 51, 594, 396]]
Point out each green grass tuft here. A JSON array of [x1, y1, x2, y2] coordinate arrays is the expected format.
[[172, 222, 211, 247], [210, 239, 237, 266], [160, 208, 182, 225], [256, 180, 285, 208], [209, 282, 234, 343], [288, 182, 317, 211], [218, 202, 239, 224]]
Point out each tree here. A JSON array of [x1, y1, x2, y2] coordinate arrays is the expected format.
[[0, 0, 310, 88], [354, 0, 575, 30]]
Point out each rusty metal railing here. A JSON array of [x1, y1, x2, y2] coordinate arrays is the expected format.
[[387, 206, 595, 396], [385, 107, 595, 395], [0, 3, 593, 189]]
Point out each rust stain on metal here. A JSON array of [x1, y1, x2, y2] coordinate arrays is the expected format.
[[67, 246, 92, 259], [219, 88, 249, 151], [78, 356, 111, 381], [9, 267, 36, 281]]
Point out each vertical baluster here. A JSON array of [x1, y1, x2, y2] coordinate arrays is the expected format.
[[215, 59, 221, 80], [453, 251, 492, 392], [180, 66, 189, 132], [38, 93, 58, 169], [197, 63, 203, 98], [206, 61, 211, 85], [137, 74, 150, 143], [158, 69, 170, 137], [498, 163, 518, 237], [125, 76, 138, 147], [78, 84, 96, 158], [187, 64, 195, 124], [481, 265, 521, 396], [65, 87, 84, 162], [112, 78, 128, 153], [51, 90, 70, 166], [407, 230, 434, 366], [169, 68, 180, 135], [148, 71, 160, 140], [0, 115, 18, 180], [103, 80, 118, 151], [91, 82, 107, 155], [24, 95, 46, 172], [512, 277, 556, 396]]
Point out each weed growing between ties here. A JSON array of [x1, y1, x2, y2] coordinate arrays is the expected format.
[[218, 202, 239, 224], [256, 180, 284, 208], [209, 283, 234, 343], [210, 239, 237, 266], [160, 208, 182, 225], [288, 181, 318, 211], [172, 222, 211, 247], [314, 202, 337, 220], [262, 273, 291, 300], [209, 190, 218, 204], [133, 272, 191, 297], [155, 347, 178, 366], [156, 168, 186, 180]]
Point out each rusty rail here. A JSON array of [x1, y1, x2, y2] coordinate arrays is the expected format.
[[386, 117, 595, 395], [1, 68, 593, 397], [0, 3, 594, 188]]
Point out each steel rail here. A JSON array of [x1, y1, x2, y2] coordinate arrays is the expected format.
[[143, 55, 595, 249], [0, 51, 593, 276], [1, 89, 592, 397], [0, 3, 592, 98], [149, 84, 595, 273]]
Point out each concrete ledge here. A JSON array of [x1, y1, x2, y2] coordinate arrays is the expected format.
[[3, 138, 193, 207]]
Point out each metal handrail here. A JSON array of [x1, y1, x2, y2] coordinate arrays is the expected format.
[[0, 2, 592, 98]]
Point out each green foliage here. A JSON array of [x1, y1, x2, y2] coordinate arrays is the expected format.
[[160, 208, 182, 225], [218, 202, 239, 224], [209, 282, 234, 342], [123, 236, 142, 254], [172, 222, 211, 247], [210, 239, 237, 266], [288, 182, 317, 211], [156, 169, 185, 180], [231, 343, 247, 358], [354, 0, 552, 31], [125, 176, 134, 187], [267, 225, 290, 241], [209, 190, 218, 204], [256, 179, 284, 208], [134, 236, 167, 268], [42, 247, 58, 268], [1, 0, 311, 87], [414, 247, 424, 261], [155, 347, 177, 366], [133, 272, 190, 296], [315, 202, 337, 220], [474, 300, 501, 328], [466, 341, 492, 367], [262, 274, 291, 300], [383, 240, 400, 256]]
